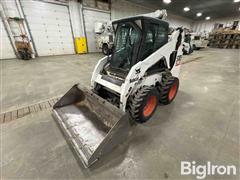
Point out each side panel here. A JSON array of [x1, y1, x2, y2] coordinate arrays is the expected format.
[[91, 56, 108, 87], [132, 74, 162, 96], [171, 30, 184, 77]]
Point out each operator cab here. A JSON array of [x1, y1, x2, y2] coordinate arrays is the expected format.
[[103, 16, 169, 79]]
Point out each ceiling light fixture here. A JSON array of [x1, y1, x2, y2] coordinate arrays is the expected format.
[[163, 0, 172, 4], [196, 12, 202, 17], [183, 7, 190, 12], [206, 16, 211, 20], [233, 0, 240, 3]]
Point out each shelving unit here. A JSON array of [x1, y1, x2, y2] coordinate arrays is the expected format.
[[209, 29, 240, 49]]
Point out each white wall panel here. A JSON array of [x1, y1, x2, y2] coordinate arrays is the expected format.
[[83, 8, 110, 52], [0, 19, 16, 59], [21, 0, 75, 56]]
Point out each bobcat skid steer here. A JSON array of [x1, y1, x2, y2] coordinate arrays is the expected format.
[[53, 10, 184, 168]]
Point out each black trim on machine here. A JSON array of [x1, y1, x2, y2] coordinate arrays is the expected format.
[[101, 74, 124, 86]]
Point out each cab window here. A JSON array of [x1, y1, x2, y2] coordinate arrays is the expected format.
[[141, 23, 168, 60], [110, 23, 141, 71]]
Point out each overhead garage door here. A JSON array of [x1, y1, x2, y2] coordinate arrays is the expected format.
[[0, 18, 16, 59], [83, 8, 110, 52], [21, 0, 74, 56]]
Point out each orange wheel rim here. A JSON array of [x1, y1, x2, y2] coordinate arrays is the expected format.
[[168, 82, 177, 101], [143, 96, 157, 117]]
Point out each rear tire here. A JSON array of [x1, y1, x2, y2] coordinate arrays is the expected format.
[[159, 76, 179, 105], [102, 44, 109, 55], [183, 48, 187, 55], [189, 46, 194, 54], [128, 86, 159, 123], [193, 44, 196, 50]]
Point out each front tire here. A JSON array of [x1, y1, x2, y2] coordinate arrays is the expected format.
[[128, 86, 159, 123]]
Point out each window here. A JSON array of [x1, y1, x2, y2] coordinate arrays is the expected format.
[[194, 36, 201, 40], [110, 23, 141, 71], [141, 23, 168, 60]]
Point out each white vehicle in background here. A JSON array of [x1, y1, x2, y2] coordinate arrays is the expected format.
[[191, 33, 209, 50], [183, 33, 193, 55], [95, 22, 114, 55]]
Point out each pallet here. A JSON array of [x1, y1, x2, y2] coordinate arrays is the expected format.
[[209, 29, 240, 49]]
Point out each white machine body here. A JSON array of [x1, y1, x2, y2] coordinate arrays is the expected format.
[[191, 33, 208, 49], [91, 26, 184, 111]]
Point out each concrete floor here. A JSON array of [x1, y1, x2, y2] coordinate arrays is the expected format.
[[1, 48, 239, 179], [1, 53, 104, 113]]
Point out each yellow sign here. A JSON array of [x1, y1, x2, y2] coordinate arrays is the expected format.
[[75, 37, 87, 54]]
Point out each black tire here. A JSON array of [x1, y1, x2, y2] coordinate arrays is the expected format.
[[183, 48, 187, 55], [18, 51, 24, 60], [189, 47, 194, 54], [102, 44, 109, 55], [23, 51, 31, 60], [193, 44, 196, 50], [18, 48, 31, 60], [128, 86, 159, 123], [159, 75, 179, 105], [24, 49, 31, 60]]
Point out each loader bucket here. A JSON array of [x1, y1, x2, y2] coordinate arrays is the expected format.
[[52, 84, 130, 168]]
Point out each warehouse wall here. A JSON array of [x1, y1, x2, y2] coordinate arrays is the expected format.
[[21, 0, 75, 56], [111, 0, 193, 29], [1, 0, 195, 57], [192, 16, 240, 33], [0, 0, 76, 57]]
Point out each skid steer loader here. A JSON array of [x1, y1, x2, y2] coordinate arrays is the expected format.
[[53, 9, 184, 168]]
